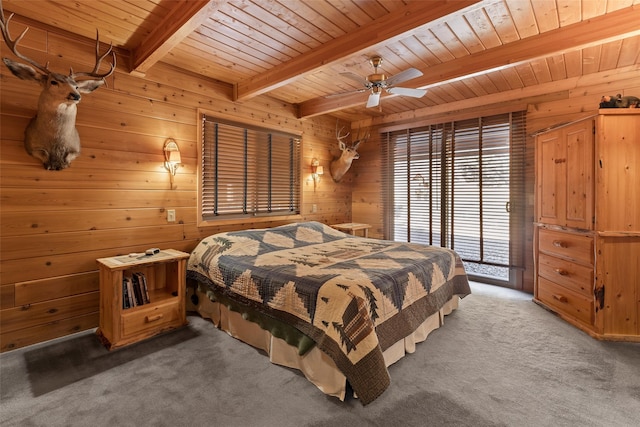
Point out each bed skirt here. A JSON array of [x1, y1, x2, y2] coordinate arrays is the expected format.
[[186, 284, 461, 401]]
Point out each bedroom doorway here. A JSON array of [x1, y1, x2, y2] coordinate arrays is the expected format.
[[382, 112, 526, 288]]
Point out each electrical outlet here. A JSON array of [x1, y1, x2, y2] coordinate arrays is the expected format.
[[312, 204, 317, 213], [167, 209, 176, 222]]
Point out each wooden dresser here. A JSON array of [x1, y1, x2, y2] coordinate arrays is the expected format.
[[534, 110, 640, 341]]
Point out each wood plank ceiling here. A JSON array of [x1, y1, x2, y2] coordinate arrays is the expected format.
[[3, 0, 639, 124]]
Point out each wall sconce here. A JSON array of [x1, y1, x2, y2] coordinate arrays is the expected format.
[[311, 158, 323, 191], [163, 138, 182, 189]]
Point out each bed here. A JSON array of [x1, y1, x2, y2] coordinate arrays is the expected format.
[[186, 221, 471, 404]]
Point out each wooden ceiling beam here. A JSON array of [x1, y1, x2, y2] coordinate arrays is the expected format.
[[298, 4, 640, 119], [372, 63, 640, 131], [233, 0, 480, 102], [130, 0, 223, 76]]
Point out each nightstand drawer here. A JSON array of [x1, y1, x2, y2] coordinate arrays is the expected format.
[[122, 301, 181, 337], [538, 253, 593, 298], [538, 228, 593, 265], [538, 277, 593, 325]]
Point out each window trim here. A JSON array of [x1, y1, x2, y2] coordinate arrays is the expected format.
[[196, 109, 303, 227]]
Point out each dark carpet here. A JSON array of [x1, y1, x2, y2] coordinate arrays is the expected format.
[[1, 283, 638, 426]]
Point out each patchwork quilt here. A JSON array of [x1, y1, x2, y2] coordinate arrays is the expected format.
[[187, 221, 471, 404]]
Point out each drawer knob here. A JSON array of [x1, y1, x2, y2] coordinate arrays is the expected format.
[[552, 240, 568, 248], [146, 313, 164, 323], [552, 294, 568, 303], [554, 268, 568, 276]]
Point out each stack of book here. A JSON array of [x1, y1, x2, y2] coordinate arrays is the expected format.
[[122, 272, 150, 309]]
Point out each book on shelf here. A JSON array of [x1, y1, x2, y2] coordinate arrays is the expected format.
[[122, 278, 130, 309], [129, 277, 137, 308], [121, 272, 150, 309], [131, 273, 144, 306], [135, 272, 150, 304], [122, 277, 136, 309]]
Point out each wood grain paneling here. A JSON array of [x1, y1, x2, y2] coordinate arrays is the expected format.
[[1, 293, 99, 334], [3, 0, 638, 123], [15, 272, 100, 306], [1, 1, 638, 350], [1, 313, 99, 352], [0, 22, 349, 351], [598, 237, 640, 337], [1, 208, 197, 236], [0, 285, 15, 311]]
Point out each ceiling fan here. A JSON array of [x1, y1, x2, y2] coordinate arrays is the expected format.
[[335, 56, 427, 108]]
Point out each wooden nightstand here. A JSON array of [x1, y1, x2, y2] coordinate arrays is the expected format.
[[331, 222, 372, 237], [95, 249, 190, 350]]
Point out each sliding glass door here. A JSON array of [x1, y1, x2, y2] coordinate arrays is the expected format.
[[382, 112, 526, 287]]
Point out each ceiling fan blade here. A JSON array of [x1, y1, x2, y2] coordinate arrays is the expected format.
[[385, 68, 423, 86], [340, 72, 370, 87], [387, 87, 427, 98], [366, 92, 381, 108]]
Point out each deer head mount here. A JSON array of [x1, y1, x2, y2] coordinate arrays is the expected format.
[[0, 1, 115, 170], [330, 123, 370, 182]]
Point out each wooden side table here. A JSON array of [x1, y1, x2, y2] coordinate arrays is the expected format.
[[96, 249, 190, 350], [331, 222, 372, 237]]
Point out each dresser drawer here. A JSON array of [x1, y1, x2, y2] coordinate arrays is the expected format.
[[537, 277, 593, 325], [121, 301, 181, 337], [538, 253, 593, 298], [538, 228, 593, 265]]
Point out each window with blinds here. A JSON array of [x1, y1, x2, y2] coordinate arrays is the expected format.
[[381, 111, 526, 286], [200, 115, 301, 221]]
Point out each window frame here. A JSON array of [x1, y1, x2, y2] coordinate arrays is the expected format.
[[197, 111, 303, 227], [381, 111, 526, 287]]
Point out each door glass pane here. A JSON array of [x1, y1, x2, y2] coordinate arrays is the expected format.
[[384, 113, 525, 286]]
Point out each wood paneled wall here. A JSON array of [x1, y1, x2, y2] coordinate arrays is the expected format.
[[351, 68, 640, 293], [0, 19, 352, 352], [2, 14, 638, 351]]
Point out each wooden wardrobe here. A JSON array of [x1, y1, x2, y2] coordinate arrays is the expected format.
[[534, 109, 640, 341]]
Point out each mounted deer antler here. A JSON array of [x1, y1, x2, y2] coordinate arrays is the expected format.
[[330, 122, 369, 182], [0, 0, 115, 170]]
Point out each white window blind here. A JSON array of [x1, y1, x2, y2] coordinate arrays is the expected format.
[[201, 115, 300, 220]]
